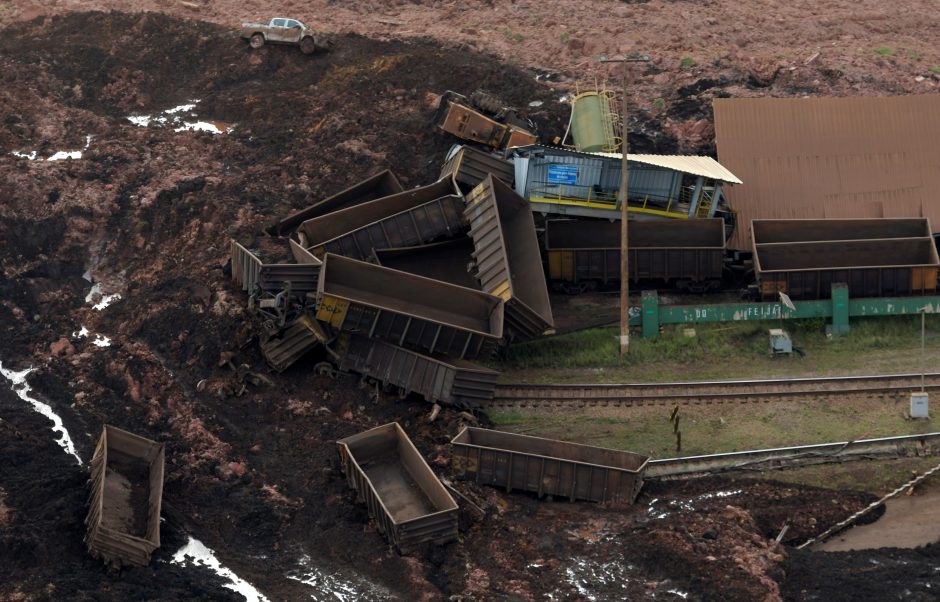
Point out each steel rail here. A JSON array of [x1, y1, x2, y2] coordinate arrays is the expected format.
[[646, 432, 940, 479], [487, 372, 940, 408]]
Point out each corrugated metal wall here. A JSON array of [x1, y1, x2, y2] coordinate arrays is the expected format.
[[523, 150, 680, 201], [714, 95, 940, 250]]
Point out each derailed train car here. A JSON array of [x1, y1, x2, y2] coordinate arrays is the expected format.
[[297, 178, 463, 261], [337, 423, 458, 549], [464, 175, 554, 341], [338, 335, 498, 408], [85, 426, 165, 567], [273, 169, 404, 235], [451, 427, 649, 504], [315, 253, 504, 360], [544, 218, 727, 292]]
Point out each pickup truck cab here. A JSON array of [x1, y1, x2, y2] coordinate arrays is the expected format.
[[240, 18, 319, 54]]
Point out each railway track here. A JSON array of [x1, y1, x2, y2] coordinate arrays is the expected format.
[[646, 432, 940, 479], [486, 372, 940, 409]]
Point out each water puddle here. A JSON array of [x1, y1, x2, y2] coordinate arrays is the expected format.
[[647, 489, 743, 519], [91, 334, 112, 348], [127, 101, 233, 134], [0, 361, 81, 464], [815, 487, 940, 551], [287, 553, 390, 601], [548, 554, 691, 601], [171, 536, 270, 602], [11, 135, 92, 161]]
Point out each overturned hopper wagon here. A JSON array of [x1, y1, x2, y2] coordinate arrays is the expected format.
[[440, 144, 515, 193], [85, 425, 165, 567], [260, 315, 332, 372], [451, 427, 649, 504], [337, 423, 458, 549], [544, 218, 726, 292], [464, 175, 553, 341], [315, 254, 504, 360], [273, 170, 403, 235], [298, 179, 462, 261], [752, 218, 940, 300], [339, 335, 499, 407]]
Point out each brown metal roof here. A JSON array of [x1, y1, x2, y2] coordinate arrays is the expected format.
[[714, 95, 940, 250]]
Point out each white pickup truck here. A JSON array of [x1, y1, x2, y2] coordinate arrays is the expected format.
[[240, 18, 321, 54]]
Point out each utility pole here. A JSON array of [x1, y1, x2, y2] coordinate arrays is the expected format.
[[600, 52, 650, 355]]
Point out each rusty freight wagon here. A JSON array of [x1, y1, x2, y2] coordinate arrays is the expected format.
[[338, 335, 499, 407], [752, 218, 940, 300], [544, 218, 726, 292], [440, 144, 515, 192], [371, 238, 480, 290], [274, 169, 403, 234], [337, 423, 458, 549], [297, 179, 464, 261], [315, 254, 504, 360], [85, 425, 165, 567], [451, 427, 649, 504], [465, 175, 554, 340], [231, 239, 322, 295]]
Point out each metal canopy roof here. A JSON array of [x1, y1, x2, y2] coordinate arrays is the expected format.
[[513, 145, 743, 185]]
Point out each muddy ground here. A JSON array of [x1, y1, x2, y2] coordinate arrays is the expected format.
[[1, 10, 938, 602]]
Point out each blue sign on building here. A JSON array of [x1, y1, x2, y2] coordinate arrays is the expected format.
[[547, 164, 579, 185]]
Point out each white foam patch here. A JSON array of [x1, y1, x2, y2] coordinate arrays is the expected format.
[[128, 101, 229, 135], [73, 326, 90, 338], [85, 283, 122, 310], [13, 135, 92, 161], [172, 536, 270, 602], [0, 361, 82, 464], [174, 121, 223, 134], [92, 335, 111, 348], [166, 103, 197, 114]]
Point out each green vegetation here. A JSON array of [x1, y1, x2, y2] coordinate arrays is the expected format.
[[488, 399, 936, 490], [680, 56, 696, 68], [491, 315, 940, 383], [490, 399, 932, 459], [652, 98, 666, 110], [930, 65, 940, 75], [487, 313, 940, 491], [560, 31, 569, 45], [501, 28, 524, 43], [875, 46, 896, 57]]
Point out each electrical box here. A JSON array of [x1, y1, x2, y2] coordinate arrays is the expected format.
[[910, 392, 930, 419], [768, 329, 792, 355]]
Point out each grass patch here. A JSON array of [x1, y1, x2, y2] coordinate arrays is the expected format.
[[501, 28, 524, 43], [875, 46, 896, 57], [930, 65, 940, 75], [680, 56, 696, 68], [560, 31, 569, 45], [652, 98, 665, 110], [487, 398, 936, 491], [492, 315, 940, 383]]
